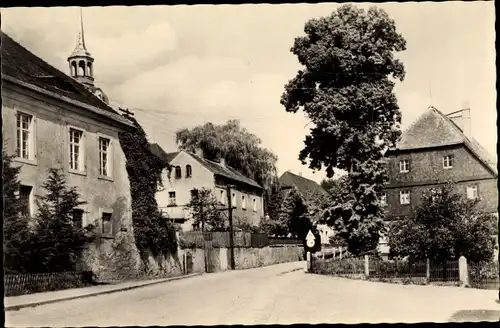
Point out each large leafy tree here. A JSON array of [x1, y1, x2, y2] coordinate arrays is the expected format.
[[388, 182, 498, 264], [281, 5, 406, 255], [176, 120, 279, 205], [28, 169, 96, 272], [3, 149, 32, 273]]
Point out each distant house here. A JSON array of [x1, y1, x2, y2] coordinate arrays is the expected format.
[[1, 32, 136, 266], [380, 106, 498, 256], [279, 171, 333, 244], [151, 145, 265, 231]]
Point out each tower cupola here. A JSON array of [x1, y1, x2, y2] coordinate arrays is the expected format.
[[67, 8, 94, 87]]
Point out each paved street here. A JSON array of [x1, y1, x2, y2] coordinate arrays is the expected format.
[[5, 261, 499, 326]]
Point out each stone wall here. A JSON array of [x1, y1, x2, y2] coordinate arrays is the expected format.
[[178, 245, 304, 274]]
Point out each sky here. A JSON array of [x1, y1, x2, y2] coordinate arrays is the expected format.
[[2, 2, 496, 183]]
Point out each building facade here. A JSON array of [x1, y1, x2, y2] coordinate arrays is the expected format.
[[151, 145, 265, 231], [379, 106, 498, 256], [1, 30, 135, 251]]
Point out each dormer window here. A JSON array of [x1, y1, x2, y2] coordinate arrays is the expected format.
[[175, 166, 182, 179], [443, 155, 454, 169], [399, 159, 410, 173]]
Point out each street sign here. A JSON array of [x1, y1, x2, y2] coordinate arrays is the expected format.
[[306, 230, 315, 248]]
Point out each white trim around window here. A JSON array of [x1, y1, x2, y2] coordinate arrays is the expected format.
[[241, 194, 247, 210], [252, 198, 257, 212], [399, 190, 411, 205], [97, 134, 113, 180], [381, 192, 387, 206], [15, 110, 37, 165], [443, 155, 454, 169], [68, 125, 86, 175], [466, 185, 479, 200], [399, 159, 410, 173]]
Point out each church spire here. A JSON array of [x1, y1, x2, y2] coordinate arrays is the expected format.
[[68, 7, 94, 87], [77, 7, 87, 50]]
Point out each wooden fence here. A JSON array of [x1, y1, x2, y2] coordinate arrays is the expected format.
[[4, 271, 94, 297], [178, 231, 302, 249]]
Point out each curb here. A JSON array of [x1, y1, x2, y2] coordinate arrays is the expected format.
[[5, 272, 203, 311]]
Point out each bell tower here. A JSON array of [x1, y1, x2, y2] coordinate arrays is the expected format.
[[67, 8, 95, 88]]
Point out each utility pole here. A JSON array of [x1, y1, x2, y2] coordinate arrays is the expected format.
[[226, 185, 235, 270], [199, 198, 208, 273], [119, 107, 135, 119]]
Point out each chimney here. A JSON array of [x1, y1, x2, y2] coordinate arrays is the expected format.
[[220, 157, 226, 167], [448, 105, 472, 138], [461, 107, 472, 138], [194, 148, 204, 158]]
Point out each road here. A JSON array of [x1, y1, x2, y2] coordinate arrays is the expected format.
[[5, 261, 499, 326]]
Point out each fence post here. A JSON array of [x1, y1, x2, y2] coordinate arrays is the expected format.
[[458, 256, 469, 287], [364, 255, 369, 279], [426, 258, 430, 284]]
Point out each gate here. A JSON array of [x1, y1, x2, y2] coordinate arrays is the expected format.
[[204, 234, 214, 273]]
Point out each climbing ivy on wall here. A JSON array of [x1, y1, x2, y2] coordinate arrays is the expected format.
[[118, 115, 177, 260]]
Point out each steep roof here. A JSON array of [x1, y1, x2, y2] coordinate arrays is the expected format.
[[392, 107, 497, 176], [150, 143, 172, 163], [279, 171, 328, 199], [1, 32, 130, 127], [165, 150, 262, 189]]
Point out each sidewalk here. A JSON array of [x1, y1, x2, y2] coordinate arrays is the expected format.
[[5, 272, 202, 311]]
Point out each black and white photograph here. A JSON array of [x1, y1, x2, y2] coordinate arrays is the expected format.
[[2, 1, 499, 325]]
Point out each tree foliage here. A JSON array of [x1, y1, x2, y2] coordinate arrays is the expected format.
[[28, 169, 96, 272], [260, 188, 313, 239], [176, 120, 279, 200], [185, 188, 227, 232], [281, 4, 406, 255], [388, 182, 498, 264], [118, 115, 177, 258], [3, 149, 32, 273]]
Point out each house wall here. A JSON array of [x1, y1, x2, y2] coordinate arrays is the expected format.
[[2, 82, 136, 273], [157, 151, 215, 227], [383, 145, 498, 219], [157, 152, 264, 230], [224, 186, 264, 227]]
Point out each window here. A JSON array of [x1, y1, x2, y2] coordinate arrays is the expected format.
[[19, 185, 32, 216], [253, 198, 257, 212], [467, 185, 478, 200], [175, 166, 182, 179], [220, 190, 226, 205], [16, 112, 34, 160], [168, 191, 176, 206], [400, 190, 411, 205], [242, 195, 246, 210], [381, 192, 387, 206], [399, 159, 410, 173], [99, 137, 111, 176], [191, 189, 199, 199], [185, 165, 192, 178], [73, 209, 84, 228], [69, 128, 85, 171], [232, 193, 236, 207], [102, 212, 112, 235], [443, 155, 454, 169]]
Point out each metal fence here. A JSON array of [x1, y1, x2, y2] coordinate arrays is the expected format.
[[468, 260, 499, 290], [312, 256, 460, 284], [4, 271, 94, 297]]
